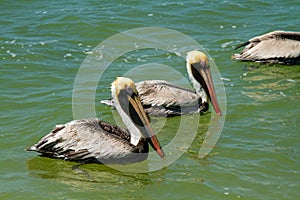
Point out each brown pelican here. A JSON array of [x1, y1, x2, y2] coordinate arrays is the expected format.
[[101, 51, 222, 117], [233, 30, 300, 64], [27, 77, 165, 164]]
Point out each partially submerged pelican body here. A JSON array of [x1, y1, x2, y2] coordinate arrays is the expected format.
[[27, 77, 165, 164], [101, 51, 222, 117], [233, 30, 300, 65]]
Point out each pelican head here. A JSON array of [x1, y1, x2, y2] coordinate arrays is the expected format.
[[111, 77, 165, 158], [186, 51, 222, 116]]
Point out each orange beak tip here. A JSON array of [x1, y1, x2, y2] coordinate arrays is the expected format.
[[158, 149, 165, 159]]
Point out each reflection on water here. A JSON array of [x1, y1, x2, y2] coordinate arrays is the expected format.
[[241, 65, 299, 101], [26, 156, 156, 193]]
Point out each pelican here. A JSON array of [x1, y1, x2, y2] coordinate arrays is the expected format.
[[232, 30, 300, 64], [101, 51, 222, 117], [27, 77, 165, 164]]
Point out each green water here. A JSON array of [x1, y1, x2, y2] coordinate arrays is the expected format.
[[1, 1, 299, 199]]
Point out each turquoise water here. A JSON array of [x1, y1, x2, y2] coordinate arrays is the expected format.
[[1, 1, 299, 199]]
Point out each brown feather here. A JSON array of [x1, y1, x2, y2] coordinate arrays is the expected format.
[[233, 30, 300, 64]]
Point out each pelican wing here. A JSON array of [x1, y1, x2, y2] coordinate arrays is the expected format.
[[136, 80, 200, 108], [27, 118, 147, 164], [233, 30, 300, 63]]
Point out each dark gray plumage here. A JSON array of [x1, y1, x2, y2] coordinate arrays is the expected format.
[[27, 118, 149, 164], [27, 77, 165, 164], [135, 80, 207, 117], [233, 30, 300, 64]]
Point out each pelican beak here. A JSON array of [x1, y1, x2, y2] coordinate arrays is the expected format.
[[191, 60, 222, 116], [128, 93, 165, 158], [114, 77, 165, 159]]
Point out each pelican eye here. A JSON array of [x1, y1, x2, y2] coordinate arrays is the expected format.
[[125, 86, 134, 95]]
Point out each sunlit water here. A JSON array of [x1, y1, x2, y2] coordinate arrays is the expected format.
[[1, 1, 299, 199]]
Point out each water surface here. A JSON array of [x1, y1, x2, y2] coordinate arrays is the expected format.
[[1, 1, 299, 199]]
